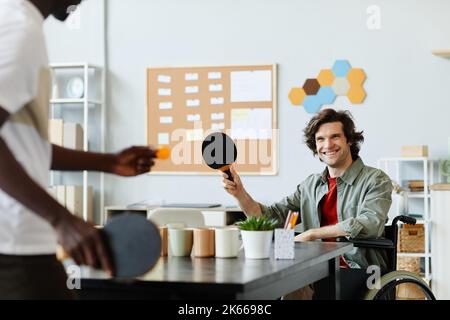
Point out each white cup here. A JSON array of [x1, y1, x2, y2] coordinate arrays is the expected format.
[[215, 227, 242, 258]]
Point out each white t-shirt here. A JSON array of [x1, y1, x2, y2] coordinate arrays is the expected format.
[[0, 0, 57, 254]]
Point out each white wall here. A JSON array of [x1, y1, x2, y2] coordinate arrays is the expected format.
[[43, 0, 105, 64], [45, 0, 450, 210]]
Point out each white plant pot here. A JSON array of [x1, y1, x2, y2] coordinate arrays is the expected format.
[[240, 230, 273, 259]]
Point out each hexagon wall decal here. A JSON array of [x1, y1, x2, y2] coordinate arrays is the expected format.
[[288, 87, 306, 105], [347, 86, 366, 103], [332, 60, 351, 77], [347, 68, 366, 86], [317, 86, 336, 105], [288, 60, 366, 113], [332, 77, 350, 95], [302, 78, 321, 95], [303, 95, 322, 114], [317, 69, 335, 86]]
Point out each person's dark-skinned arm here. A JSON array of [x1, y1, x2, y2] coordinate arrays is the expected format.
[[51, 144, 155, 176], [0, 107, 113, 275]]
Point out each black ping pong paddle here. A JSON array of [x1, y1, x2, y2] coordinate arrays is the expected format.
[[202, 132, 237, 181], [102, 213, 161, 278]]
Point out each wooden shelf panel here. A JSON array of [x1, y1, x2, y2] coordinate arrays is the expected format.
[[432, 49, 450, 57]]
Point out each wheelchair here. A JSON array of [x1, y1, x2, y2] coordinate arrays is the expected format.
[[314, 215, 436, 300]]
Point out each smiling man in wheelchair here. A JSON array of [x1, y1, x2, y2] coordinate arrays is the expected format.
[[222, 108, 434, 300]]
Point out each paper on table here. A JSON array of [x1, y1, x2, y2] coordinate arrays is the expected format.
[[186, 129, 203, 141], [211, 112, 224, 120], [187, 114, 201, 122], [159, 102, 172, 110], [230, 108, 272, 140], [185, 73, 199, 81], [209, 84, 223, 92], [158, 88, 171, 96], [160, 116, 173, 124], [186, 99, 200, 107], [158, 75, 171, 83], [185, 86, 199, 94], [210, 97, 224, 105], [158, 133, 170, 145], [230, 70, 272, 102], [208, 72, 222, 80]]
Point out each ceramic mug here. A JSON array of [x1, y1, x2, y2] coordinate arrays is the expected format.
[[159, 226, 168, 256], [168, 227, 193, 257], [193, 228, 215, 258], [215, 227, 242, 258]]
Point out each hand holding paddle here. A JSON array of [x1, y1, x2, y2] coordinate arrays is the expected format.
[[57, 213, 161, 279]]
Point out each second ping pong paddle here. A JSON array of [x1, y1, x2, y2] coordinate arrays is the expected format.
[[58, 213, 161, 279]]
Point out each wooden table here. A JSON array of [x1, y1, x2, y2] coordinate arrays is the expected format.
[[78, 241, 353, 300]]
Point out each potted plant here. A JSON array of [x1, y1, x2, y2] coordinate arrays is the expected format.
[[236, 216, 279, 259]]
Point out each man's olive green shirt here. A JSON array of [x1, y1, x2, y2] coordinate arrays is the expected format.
[[260, 157, 392, 270]]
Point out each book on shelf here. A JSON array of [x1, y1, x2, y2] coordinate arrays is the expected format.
[[49, 185, 94, 222], [48, 120, 84, 151], [48, 119, 63, 146], [63, 123, 84, 150]]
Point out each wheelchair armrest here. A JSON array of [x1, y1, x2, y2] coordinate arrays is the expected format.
[[336, 237, 395, 249]]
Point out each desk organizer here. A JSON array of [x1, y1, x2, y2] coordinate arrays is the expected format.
[[274, 228, 295, 259]]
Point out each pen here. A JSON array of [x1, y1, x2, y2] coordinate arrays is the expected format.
[[284, 211, 293, 229], [289, 211, 299, 229]]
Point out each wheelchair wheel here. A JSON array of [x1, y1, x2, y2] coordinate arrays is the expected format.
[[364, 271, 436, 300]]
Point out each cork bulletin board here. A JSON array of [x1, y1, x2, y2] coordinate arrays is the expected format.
[[147, 64, 277, 175]]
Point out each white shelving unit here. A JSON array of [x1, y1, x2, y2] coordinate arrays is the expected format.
[[377, 157, 436, 282], [49, 62, 105, 224]]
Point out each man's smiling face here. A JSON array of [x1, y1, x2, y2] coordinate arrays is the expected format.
[[315, 121, 352, 168]]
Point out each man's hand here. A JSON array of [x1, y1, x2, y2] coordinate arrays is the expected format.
[[295, 229, 316, 242], [222, 165, 245, 198], [53, 212, 114, 276], [295, 225, 348, 242], [221, 165, 262, 216], [111, 146, 156, 176]]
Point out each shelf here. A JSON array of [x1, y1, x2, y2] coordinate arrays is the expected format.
[[50, 98, 102, 105], [49, 62, 101, 69], [397, 252, 429, 258], [393, 192, 430, 199], [431, 49, 450, 57], [379, 156, 433, 283], [48, 62, 104, 224], [430, 184, 450, 191], [404, 192, 430, 199]]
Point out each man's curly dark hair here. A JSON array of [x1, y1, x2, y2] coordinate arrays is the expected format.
[[303, 109, 364, 160]]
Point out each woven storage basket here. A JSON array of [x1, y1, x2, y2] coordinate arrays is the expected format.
[[398, 224, 425, 253], [396, 257, 425, 299], [397, 256, 420, 274], [397, 257, 425, 300], [396, 282, 426, 300]]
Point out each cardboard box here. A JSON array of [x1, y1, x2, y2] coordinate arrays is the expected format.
[[401, 145, 428, 157]]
